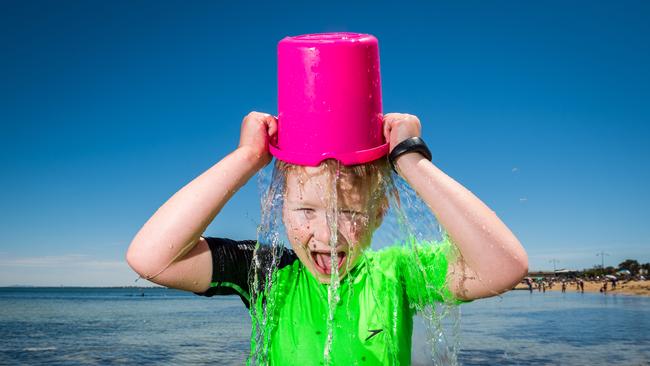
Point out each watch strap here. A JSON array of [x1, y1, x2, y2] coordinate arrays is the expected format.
[[388, 136, 432, 174]]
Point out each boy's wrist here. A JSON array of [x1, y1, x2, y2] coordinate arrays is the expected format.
[[394, 152, 428, 176], [235, 145, 272, 171]]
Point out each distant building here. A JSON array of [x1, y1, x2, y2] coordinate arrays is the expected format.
[[527, 269, 579, 278]]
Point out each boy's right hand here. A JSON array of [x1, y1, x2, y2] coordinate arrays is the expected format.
[[238, 111, 278, 168]]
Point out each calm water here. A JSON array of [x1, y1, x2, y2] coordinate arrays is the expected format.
[[1, 288, 648, 365]]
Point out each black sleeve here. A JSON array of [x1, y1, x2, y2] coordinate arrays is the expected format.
[[193, 237, 257, 307], [193, 237, 298, 309]]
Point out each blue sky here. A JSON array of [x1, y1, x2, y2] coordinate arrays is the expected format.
[[1, 0, 648, 286]]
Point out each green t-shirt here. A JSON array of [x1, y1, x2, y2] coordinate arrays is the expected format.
[[196, 237, 467, 366]]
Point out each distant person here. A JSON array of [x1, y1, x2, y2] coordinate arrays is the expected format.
[[579, 279, 584, 293], [561, 281, 566, 293]]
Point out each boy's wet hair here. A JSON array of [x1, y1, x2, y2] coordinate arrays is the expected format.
[[274, 158, 391, 216]]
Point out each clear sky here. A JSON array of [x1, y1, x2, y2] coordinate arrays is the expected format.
[[1, 0, 648, 286]]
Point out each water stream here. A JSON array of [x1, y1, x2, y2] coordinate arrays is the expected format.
[[251, 158, 463, 365]]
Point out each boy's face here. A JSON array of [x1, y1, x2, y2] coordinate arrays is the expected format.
[[282, 165, 384, 284]]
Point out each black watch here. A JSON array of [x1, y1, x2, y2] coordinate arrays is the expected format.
[[388, 137, 432, 174]]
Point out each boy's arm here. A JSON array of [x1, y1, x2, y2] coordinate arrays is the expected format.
[[125, 112, 276, 293], [385, 113, 528, 301]]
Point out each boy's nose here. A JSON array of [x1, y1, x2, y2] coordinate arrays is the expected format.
[[313, 220, 333, 246], [311, 215, 347, 248]]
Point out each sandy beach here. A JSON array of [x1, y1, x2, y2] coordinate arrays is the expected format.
[[513, 280, 650, 297]]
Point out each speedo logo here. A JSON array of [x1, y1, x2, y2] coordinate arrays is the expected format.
[[365, 329, 383, 341]]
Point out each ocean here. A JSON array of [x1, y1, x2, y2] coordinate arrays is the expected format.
[[1, 287, 648, 365]]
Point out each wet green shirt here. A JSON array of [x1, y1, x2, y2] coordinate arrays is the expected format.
[[196, 237, 465, 366]]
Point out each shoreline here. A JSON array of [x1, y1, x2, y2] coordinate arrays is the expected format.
[[513, 280, 650, 297]]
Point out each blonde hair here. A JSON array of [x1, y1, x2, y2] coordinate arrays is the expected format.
[[275, 158, 391, 215]]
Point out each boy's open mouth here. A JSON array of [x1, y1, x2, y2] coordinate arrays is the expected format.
[[310, 250, 346, 275]]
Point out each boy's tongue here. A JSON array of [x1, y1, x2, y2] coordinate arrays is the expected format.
[[315, 252, 343, 274], [318, 253, 333, 273]]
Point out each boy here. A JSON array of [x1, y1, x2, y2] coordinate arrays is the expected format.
[[126, 111, 528, 365]]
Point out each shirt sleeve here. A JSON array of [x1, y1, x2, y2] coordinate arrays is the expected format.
[[399, 236, 471, 307], [193, 237, 256, 308]]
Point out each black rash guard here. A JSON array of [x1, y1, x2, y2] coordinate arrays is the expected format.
[[194, 237, 297, 308]]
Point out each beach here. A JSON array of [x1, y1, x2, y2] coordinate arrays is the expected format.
[[514, 279, 650, 296]]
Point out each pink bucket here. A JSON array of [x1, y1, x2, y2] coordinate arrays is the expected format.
[[270, 32, 388, 166]]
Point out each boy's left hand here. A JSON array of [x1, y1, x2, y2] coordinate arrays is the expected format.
[[383, 113, 422, 152]]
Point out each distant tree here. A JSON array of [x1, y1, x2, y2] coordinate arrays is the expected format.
[[604, 266, 616, 275], [583, 267, 602, 278], [618, 259, 640, 275]]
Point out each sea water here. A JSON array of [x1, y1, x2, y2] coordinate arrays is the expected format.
[[1, 287, 649, 365]]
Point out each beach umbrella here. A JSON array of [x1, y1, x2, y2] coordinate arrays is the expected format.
[[605, 275, 617, 280], [617, 269, 631, 275]]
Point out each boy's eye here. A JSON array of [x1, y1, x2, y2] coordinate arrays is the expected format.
[[296, 208, 316, 218], [339, 210, 368, 222]]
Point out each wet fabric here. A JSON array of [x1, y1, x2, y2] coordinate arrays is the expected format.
[[195, 237, 467, 365], [193, 238, 297, 308]]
